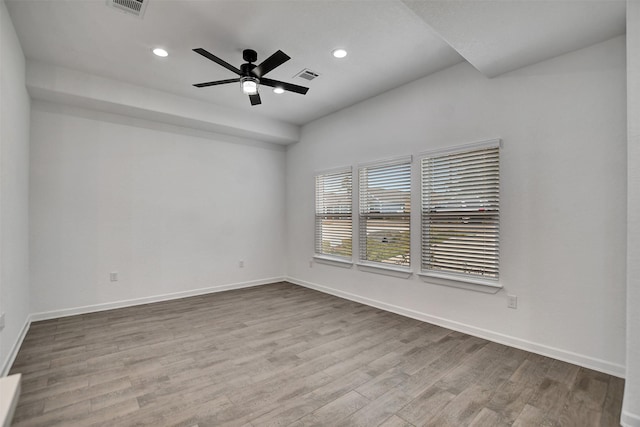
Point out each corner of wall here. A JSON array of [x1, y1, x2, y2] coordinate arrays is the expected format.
[[0, 0, 32, 378]]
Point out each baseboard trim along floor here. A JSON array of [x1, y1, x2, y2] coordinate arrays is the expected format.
[[8, 282, 625, 426], [1, 277, 284, 376], [31, 277, 286, 322], [287, 276, 626, 379]]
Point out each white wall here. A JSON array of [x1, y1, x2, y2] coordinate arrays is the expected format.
[[26, 61, 300, 145], [29, 102, 286, 315], [0, 0, 31, 374], [623, 0, 640, 424], [287, 36, 627, 376]]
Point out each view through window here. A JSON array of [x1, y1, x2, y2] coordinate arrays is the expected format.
[[315, 169, 352, 258], [421, 143, 500, 279], [359, 159, 411, 267]]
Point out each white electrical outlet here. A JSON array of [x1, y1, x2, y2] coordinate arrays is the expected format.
[[110, 272, 118, 282], [239, 260, 244, 268], [0, 313, 5, 331], [507, 295, 518, 309]]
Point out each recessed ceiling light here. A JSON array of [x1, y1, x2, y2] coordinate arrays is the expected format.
[[332, 48, 347, 59], [152, 48, 168, 57], [273, 87, 285, 94]]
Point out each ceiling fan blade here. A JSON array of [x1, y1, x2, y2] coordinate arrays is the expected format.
[[193, 48, 242, 75], [260, 78, 309, 95], [193, 78, 240, 88], [249, 93, 262, 106], [252, 50, 290, 77]]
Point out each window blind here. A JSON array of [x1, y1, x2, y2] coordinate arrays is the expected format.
[[359, 159, 411, 267], [421, 145, 500, 278], [315, 169, 352, 258]]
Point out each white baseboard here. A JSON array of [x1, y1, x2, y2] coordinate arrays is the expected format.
[[1, 317, 31, 377], [621, 410, 640, 427], [286, 276, 626, 379], [8, 276, 627, 380], [30, 277, 285, 322], [4, 278, 282, 376]]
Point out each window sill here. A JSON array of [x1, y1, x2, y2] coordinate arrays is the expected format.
[[418, 272, 502, 294], [356, 262, 413, 278], [313, 255, 353, 269]]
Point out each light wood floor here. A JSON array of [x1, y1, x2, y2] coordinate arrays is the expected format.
[[9, 282, 624, 426]]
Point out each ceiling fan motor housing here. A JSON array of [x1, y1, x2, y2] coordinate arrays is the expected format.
[[243, 49, 258, 63], [241, 63, 257, 76]]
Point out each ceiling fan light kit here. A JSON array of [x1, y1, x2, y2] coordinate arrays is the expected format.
[[240, 77, 259, 95], [193, 48, 309, 106]]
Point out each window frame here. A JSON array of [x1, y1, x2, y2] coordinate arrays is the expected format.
[[419, 139, 502, 292], [357, 156, 413, 276], [314, 167, 354, 265]]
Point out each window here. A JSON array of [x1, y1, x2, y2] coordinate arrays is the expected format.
[[421, 141, 500, 280], [315, 169, 353, 259], [359, 158, 411, 267]]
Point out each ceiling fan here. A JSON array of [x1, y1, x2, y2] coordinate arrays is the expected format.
[[192, 48, 309, 106]]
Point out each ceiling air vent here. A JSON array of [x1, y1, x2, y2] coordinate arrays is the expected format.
[[106, 0, 148, 18], [294, 69, 320, 81]]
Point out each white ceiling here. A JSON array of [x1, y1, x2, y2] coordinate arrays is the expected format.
[[5, 0, 627, 135], [402, 0, 627, 78], [5, 0, 463, 126]]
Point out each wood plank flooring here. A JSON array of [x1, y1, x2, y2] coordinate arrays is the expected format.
[[9, 282, 624, 426]]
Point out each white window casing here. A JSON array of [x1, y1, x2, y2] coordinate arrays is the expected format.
[[315, 169, 353, 261], [358, 157, 412, 269], [421, 140, 500, 283]]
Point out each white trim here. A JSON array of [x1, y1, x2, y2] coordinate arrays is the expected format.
[[419, 138, 502, 158], [0, 317, 31, 377], [358, 156, 413, 270], [356, 262, 413, 278], [286, 276, 625, 378], [0, 276, 627, 385], [314, 168, 354, 260], [313, 255, 353, 268], [30, 277, 284, 322], [418, 272, 502, 294], [0, 373, 21, 427], [357, 154, 413, 169], [314, 165, 352, 176], [621, 411, 640, 427], [419, 139, 501, 289], [2, 278, 281, 375]]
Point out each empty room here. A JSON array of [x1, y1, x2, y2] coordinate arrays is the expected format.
[[1, 0, 639, 426]]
